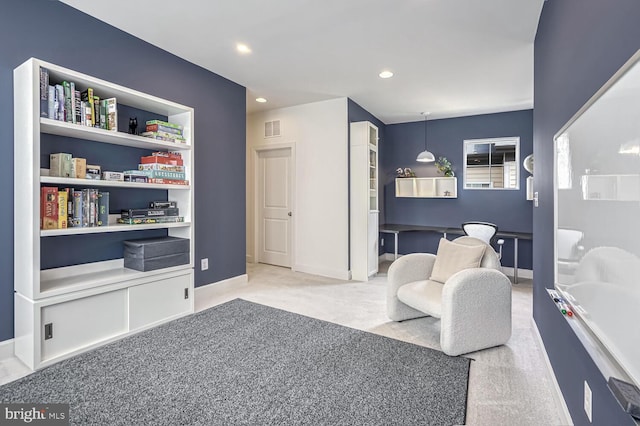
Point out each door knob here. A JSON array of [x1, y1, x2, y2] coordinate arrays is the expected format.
[[288, 212, 292, 216]]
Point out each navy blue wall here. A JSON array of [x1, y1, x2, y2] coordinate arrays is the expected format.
[[534, 1, 640, 424], [0, 1, 246, 342], [382, 110, 533, 269]]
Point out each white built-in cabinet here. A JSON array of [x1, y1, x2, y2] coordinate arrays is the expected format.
[[13, 58, 195, 369], [350, 121, 378, 281]]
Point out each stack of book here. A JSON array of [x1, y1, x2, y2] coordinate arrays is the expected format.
[[40, 187, 109, 229], [118, 200, 184, 225], [123, 151, 189, 185], [141, 120, 186, 143], [40, 67, 117, 131]]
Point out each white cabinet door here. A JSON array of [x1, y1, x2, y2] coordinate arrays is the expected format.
[[41, 290, 127, 362], [129, 273, 193, 331]]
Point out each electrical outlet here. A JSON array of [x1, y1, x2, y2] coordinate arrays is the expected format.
[[201, 258, 209, 271], [381, 238, 384, 247], [533, 191, 539, 207], [584, 380, 593, 422]]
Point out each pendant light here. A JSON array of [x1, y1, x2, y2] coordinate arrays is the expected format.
[[416, 112, 435, 162]]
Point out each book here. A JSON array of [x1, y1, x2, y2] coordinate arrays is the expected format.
[[73, 84, 82, 124], [72, 190, 83, 227], [81, 88, 94, 126], [102, 171, 124, 181], [47, 85, 55, 119], [63, 187, 74, 227], [55, 84, 65, 122], [123, 169, 185, 180], [152, 151, 182, 159], [62, 81, 72, 122], [145, 123, 183, 136], [147, 178, 189, 185], [117, 216, 184, 225], [141, 131, 186, 143], [123, 174, 148, 183], [145, 119, 183, 131], [121, 207, 180, 219], [50, 153, 72, 178], [40, 187, 58, 230], [97, 191, 109, 226], [86, 164, 101, 180], [105, 97, 117, 131], [140, 155, 184, 166], [139, 163, 185, 172], [39, 67, 49, 118], [71, 158, 86, 179], [93, 95, 101, 128], [57, 189, 68, 229], [149, 201, 177, 209], [83, 188, 98, 227]]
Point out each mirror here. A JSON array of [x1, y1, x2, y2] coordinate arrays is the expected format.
[[463, 137, 520, 189]]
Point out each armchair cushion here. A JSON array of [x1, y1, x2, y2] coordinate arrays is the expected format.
[[429, 238, 486, 283], [397, 279, 444, 318]]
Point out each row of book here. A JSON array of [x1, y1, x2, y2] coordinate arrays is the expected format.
[[141, 120, 186, 144], [40, 187, 109, 230], [40, 67, 117, 130]]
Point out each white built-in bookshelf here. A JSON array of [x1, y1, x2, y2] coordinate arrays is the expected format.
[[350, 121, 379, 281], [13, 58, 195, 369]]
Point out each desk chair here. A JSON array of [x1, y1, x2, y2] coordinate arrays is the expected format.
[[461, 221, 504, 261]]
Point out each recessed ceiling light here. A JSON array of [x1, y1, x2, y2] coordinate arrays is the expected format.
[[379, 70, 394, 79], [256, 97, 267, 103], [236, 43, 252, 54]]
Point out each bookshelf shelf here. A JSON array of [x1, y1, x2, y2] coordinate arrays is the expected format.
[[41, 221, 191, 237], [40, 176, 191, 190], [40, 118, 192, 151], [14, 58, 195, 370]]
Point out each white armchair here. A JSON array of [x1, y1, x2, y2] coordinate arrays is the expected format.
[[387, 236, 512, 356]]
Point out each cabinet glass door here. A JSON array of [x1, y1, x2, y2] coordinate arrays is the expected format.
[[369, 146, 377, 211]]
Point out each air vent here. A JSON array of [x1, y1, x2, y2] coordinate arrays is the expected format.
[[264, 120, 281, 138]]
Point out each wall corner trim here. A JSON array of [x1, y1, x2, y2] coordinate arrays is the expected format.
[[531, 317, 573, 425]]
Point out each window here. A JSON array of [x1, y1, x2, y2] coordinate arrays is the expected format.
[[463, 137, 520, 190]]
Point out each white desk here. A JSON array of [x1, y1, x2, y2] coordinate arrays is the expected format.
[[379, 224, 532, 283]]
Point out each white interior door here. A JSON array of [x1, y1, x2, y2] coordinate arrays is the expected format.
[[258, 148, 292, 267]]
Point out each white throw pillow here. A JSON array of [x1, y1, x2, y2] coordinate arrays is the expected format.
[[429, 238, 486, 283]]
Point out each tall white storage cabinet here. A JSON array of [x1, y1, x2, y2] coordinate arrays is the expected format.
[[350, 121, 379, 281], [13, 58, 195, 369]]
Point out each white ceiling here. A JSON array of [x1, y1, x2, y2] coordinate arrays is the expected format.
[[60, 0, 544, 124]]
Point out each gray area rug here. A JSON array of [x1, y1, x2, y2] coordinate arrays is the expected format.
[[1, 299, 470, 425]]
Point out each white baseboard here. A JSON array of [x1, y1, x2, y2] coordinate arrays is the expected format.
[[194, 274, 248, 312], [531, 317, 573, 425], [294, 263, 351, 281], [379, 253, 399, 262], [246, 254, 255, 263], [0, 339, 14, 360], [502, 267, 533, 280]]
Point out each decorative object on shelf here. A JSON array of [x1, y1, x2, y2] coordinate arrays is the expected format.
[[416, 112, 435, 163], [396, 167, 416, 178], [128, 117, 138, 135], [523, 154, 533, 175], [435, 156, 454, 177]]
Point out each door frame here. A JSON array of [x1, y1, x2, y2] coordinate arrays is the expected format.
[[252, 142, 296, 269]]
